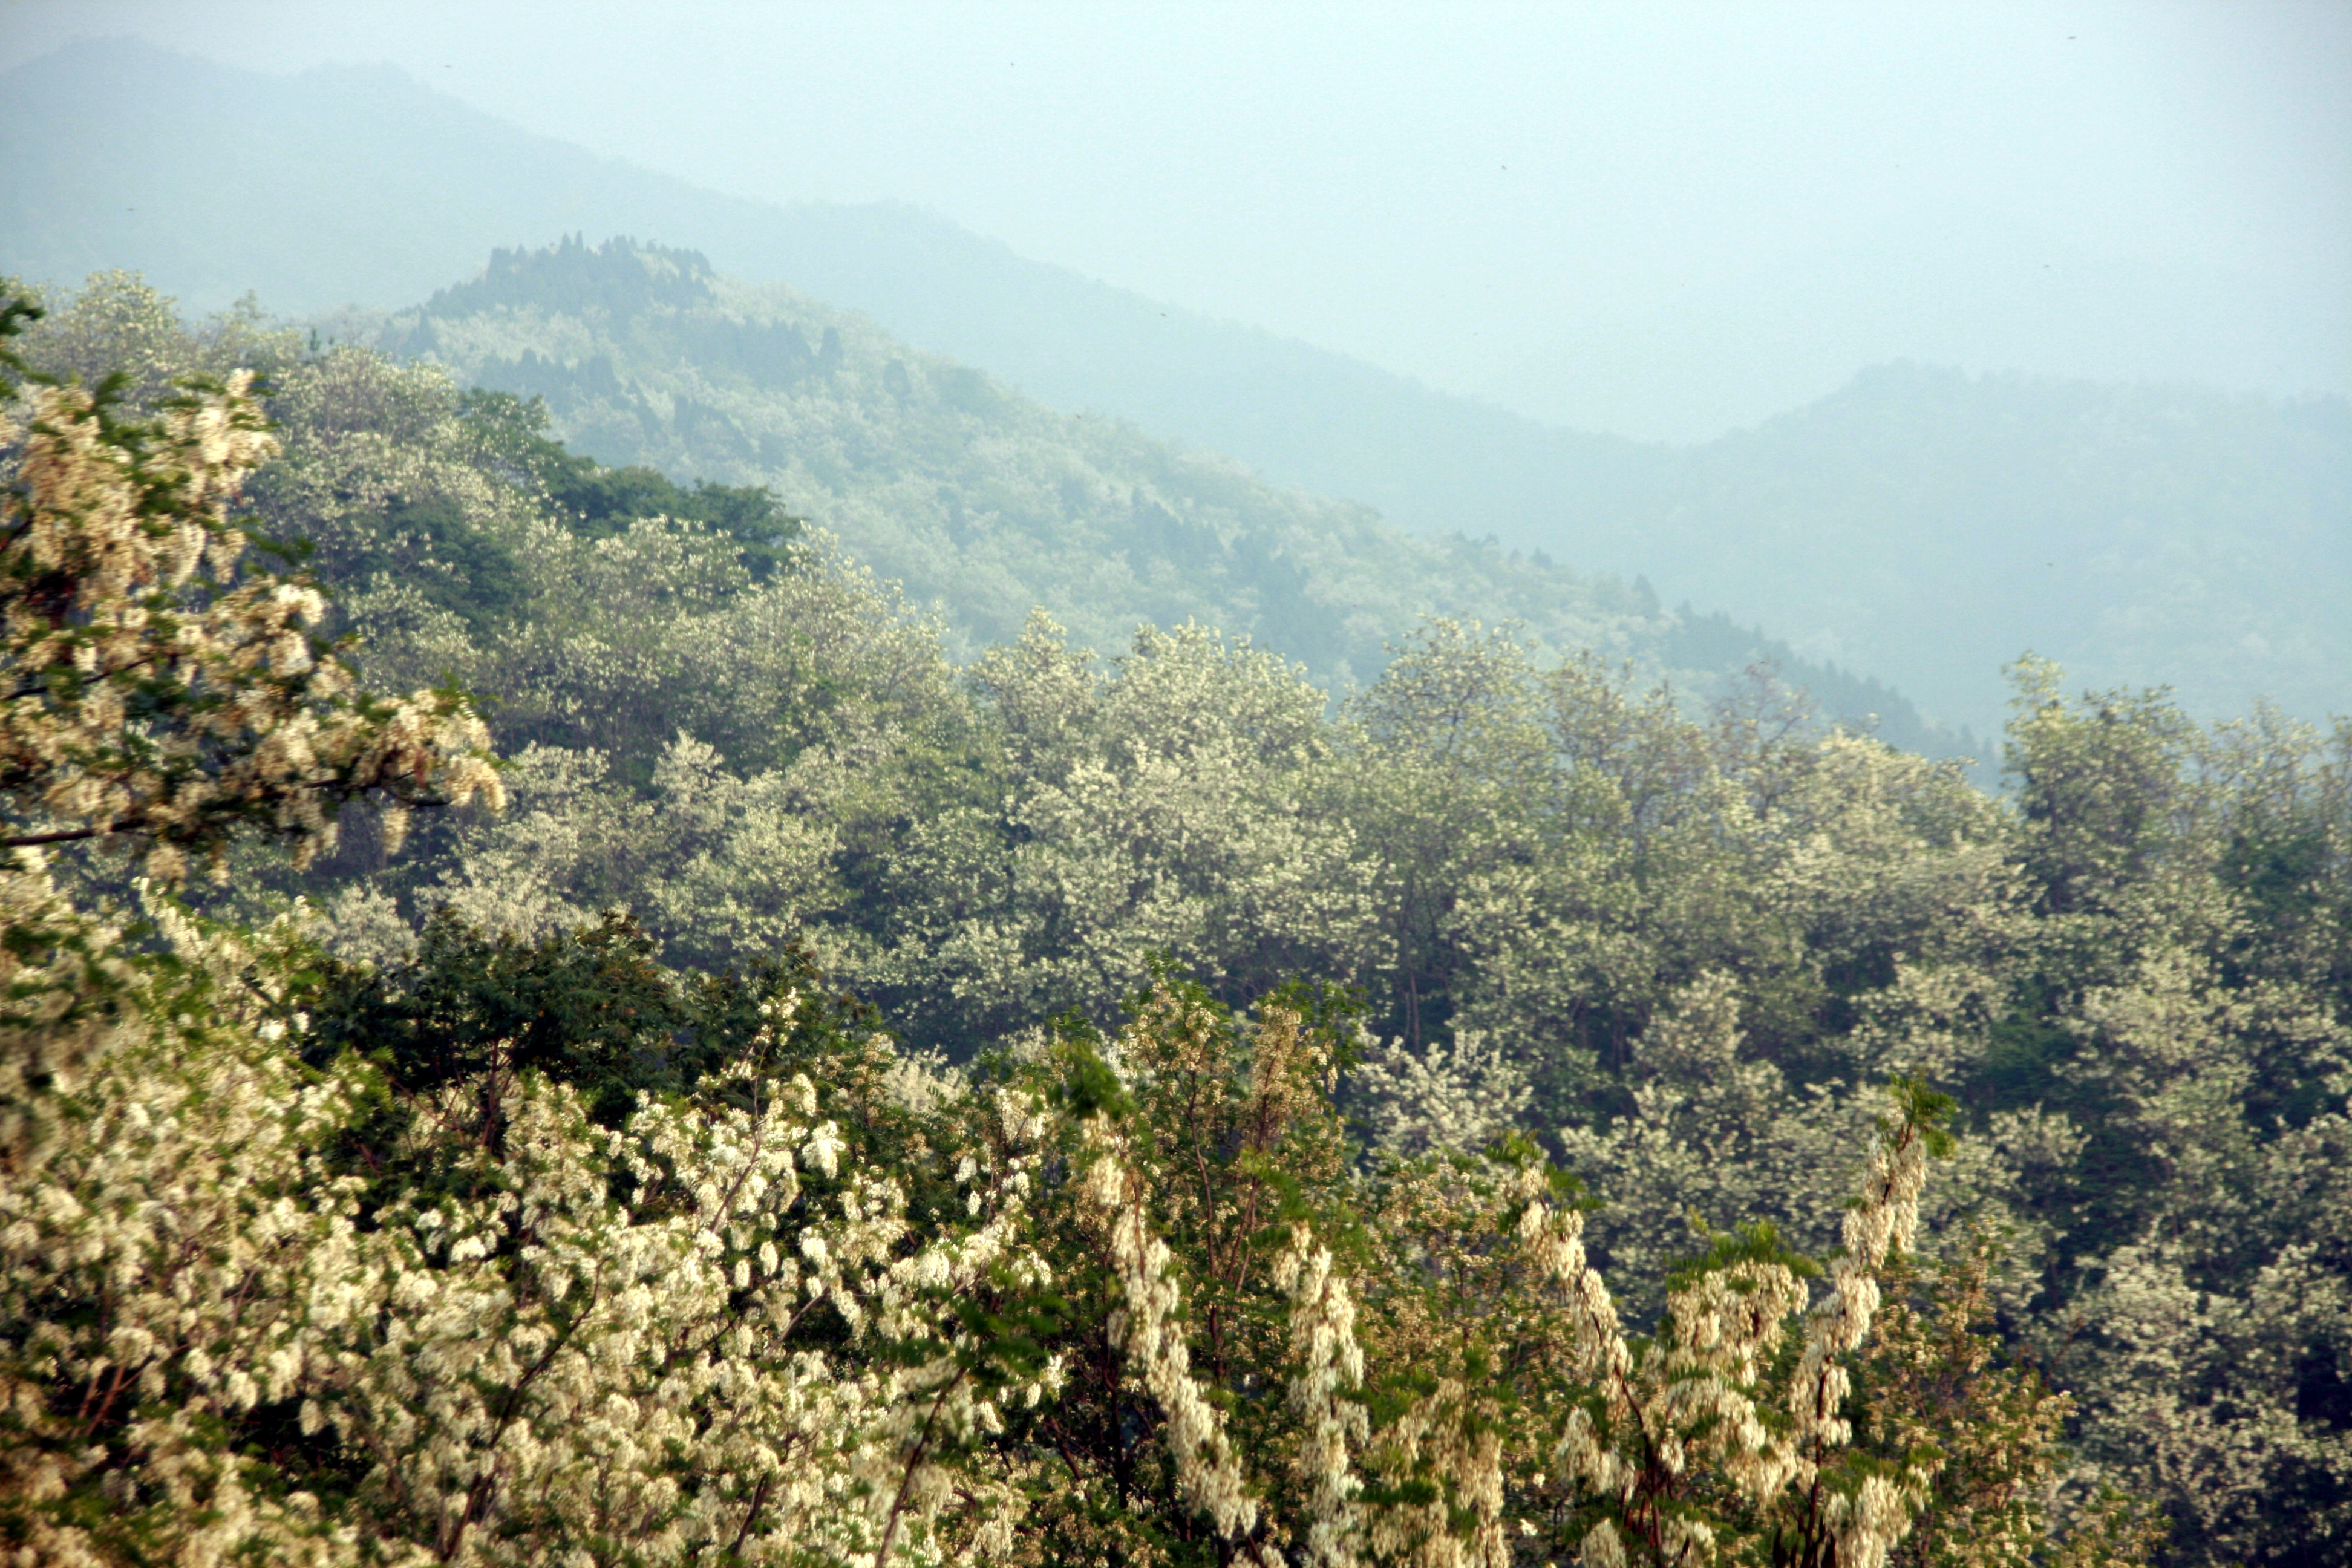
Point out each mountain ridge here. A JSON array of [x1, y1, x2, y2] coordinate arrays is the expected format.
[[5, 37, 2344, 737], [338, 234, 1947, 754]]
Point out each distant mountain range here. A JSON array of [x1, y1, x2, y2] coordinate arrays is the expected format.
[[5, 37, 2345, 739]]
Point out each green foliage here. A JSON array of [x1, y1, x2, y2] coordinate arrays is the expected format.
[[457, 385, 803, 578], [342, 493, 531, 636], [2005, 656, 2200, 918], [8, 266, 2345, 1566], [307, 908, 694, 1128]]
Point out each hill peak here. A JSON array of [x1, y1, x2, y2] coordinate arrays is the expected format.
[[423, 236, 719, 322]]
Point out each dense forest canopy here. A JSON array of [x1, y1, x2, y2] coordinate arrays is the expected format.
[[0, 266, 2345, 1568]]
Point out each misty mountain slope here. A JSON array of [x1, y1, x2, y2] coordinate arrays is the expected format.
[[348, 237, 1936, 744], [1649, 365, 2352, 730], [8, 38, 2342, 737], [0, 37, 1663, 557]]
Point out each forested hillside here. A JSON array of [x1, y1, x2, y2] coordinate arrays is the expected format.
[[3, 270, 2346, 1566], [8, 39, 2344, 742], [336, 237, 1934, 742]]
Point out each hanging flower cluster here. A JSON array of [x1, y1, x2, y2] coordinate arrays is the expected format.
[[1083, 1119, 1275, 1560], [1039, 986, 2147, 1568]]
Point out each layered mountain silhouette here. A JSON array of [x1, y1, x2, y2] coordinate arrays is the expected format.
[[5, 38, 2345, 738], [355, 236, 1939, 751]]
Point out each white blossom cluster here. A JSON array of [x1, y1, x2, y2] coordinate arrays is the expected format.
[[1, 370, 501, 877], [1082, 1121, 1272, 1558], [1275, 1222, 1370, 1568], [1352, 1026, 1530, 1161], [0, 857, 1065, 1566]]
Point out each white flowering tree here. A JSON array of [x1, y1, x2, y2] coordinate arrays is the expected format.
[[0, 296, 500, 879], [863, 612, 1379, 1048], [975, 978, 2155, 1568], [0, 850, 1076, 1566]]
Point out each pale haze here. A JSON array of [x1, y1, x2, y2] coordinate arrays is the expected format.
[[4, 0, 2345, 440], [4, 18, 2352, 1557]]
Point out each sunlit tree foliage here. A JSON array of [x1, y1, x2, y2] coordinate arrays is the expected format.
[[5, 271, 2345, 1566]]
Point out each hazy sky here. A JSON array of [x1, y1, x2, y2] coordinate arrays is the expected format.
[[4, 0, 2346, 438]]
